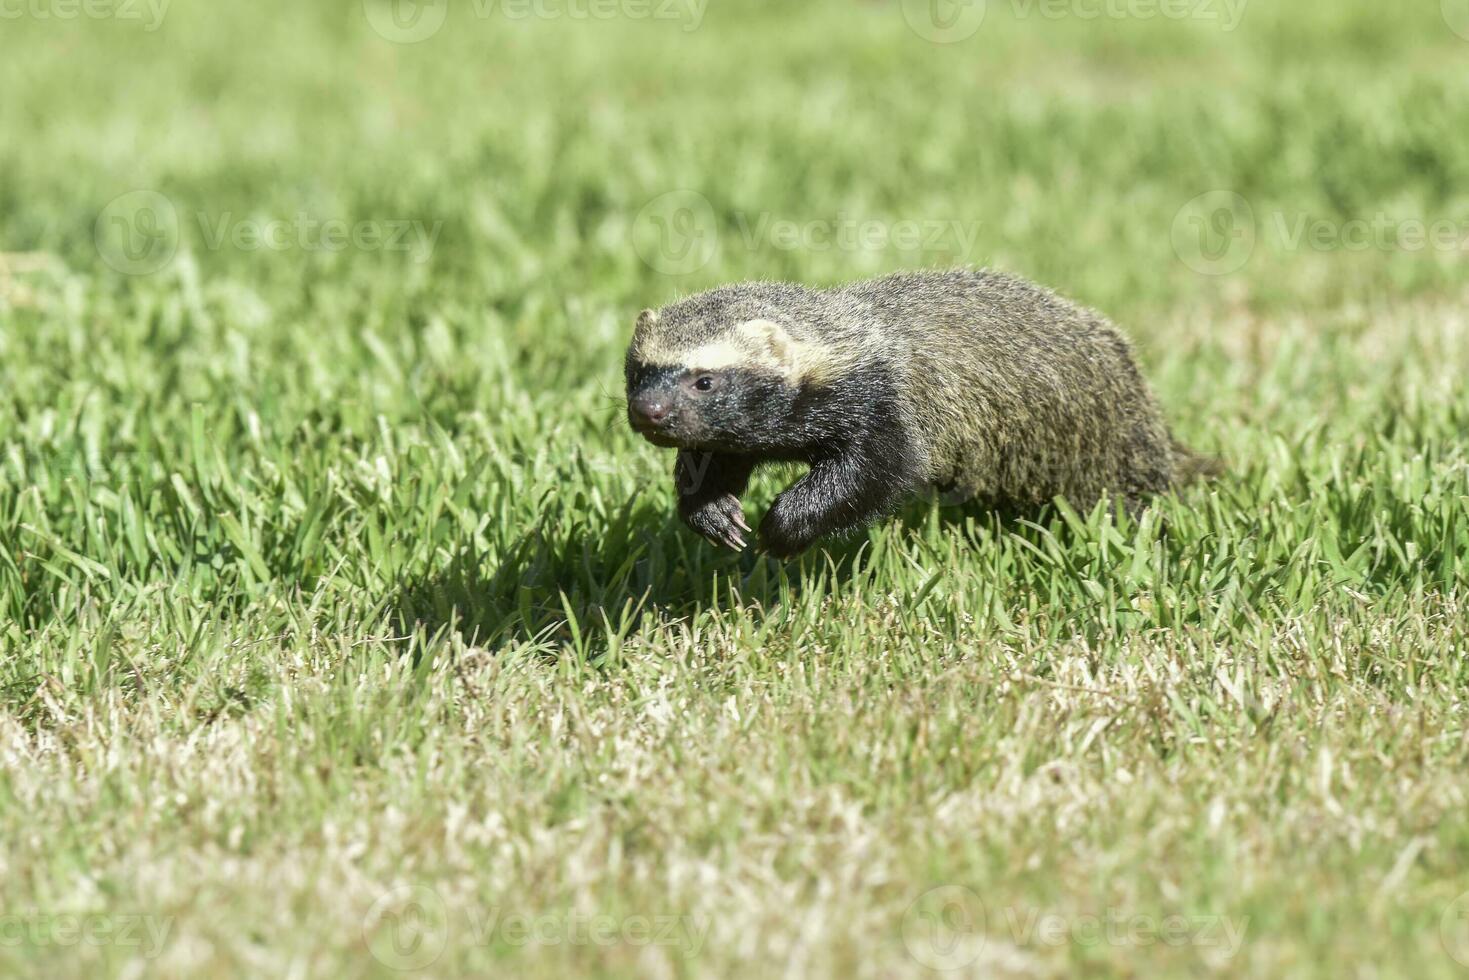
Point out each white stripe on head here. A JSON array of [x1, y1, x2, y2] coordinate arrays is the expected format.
[[631, 317, 838, 386]]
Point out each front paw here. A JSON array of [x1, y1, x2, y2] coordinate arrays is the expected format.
[[681, 493, 751, 551]]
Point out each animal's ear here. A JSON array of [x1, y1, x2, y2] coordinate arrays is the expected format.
[[738, 318, 821, 383], [635, 308, 659, 336]]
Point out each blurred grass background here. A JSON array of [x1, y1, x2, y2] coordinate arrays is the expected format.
[[1, 0, 1468, 976]]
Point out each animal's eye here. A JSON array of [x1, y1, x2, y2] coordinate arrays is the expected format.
[[692, 374, 716, 392]]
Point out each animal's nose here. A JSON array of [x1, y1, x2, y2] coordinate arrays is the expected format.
[[629, 393, 670, 427]]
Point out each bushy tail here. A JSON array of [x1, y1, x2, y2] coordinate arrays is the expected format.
[[1171, 438, 1225, 485]]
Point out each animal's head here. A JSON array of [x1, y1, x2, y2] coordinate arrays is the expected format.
[[624, 295, 830, 452]]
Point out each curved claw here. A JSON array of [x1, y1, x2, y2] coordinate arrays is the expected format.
[[725, 498, 752, 534], [684, 493, 749, 551]]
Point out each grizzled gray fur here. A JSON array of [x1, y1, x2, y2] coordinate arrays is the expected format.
[[624, 268, 1218, 558]]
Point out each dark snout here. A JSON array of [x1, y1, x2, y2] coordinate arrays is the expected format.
[[627, 386, 685, 447], [628, 391, 671, 430]]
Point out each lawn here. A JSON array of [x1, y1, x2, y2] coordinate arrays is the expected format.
[[2, 0, 1468, 976]]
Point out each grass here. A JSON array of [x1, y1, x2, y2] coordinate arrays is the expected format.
[[1, 0, 1468, 975]]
